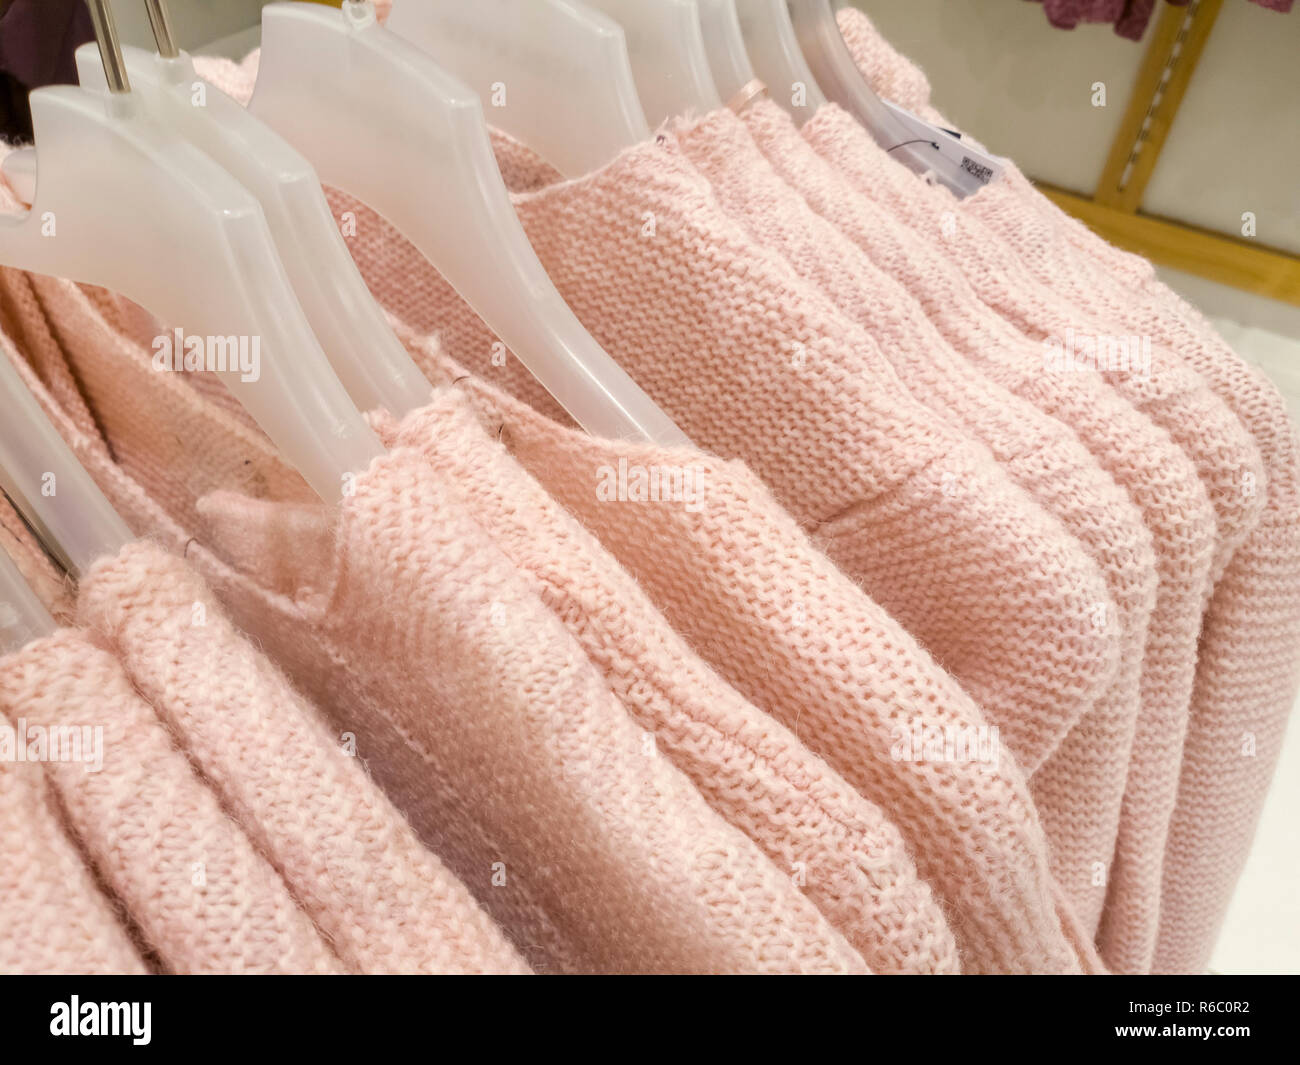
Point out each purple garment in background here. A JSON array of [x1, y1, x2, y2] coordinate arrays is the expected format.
[[0, 0, 95, 141], [1028, 0, 1293, 41]]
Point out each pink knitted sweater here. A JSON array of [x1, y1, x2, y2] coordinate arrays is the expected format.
[[77, 541, 531, 975], [0, 288, 867, 975], [0, 705, 147, 974], [834, 1, 1300, 974], [0, 266, 962, 973], [374, 391, 959, 974], [225, 385, 1099, 974], [324, 154, 1122, 781], [748, 100, 1204, 954], [801, 50, 1224, 975], [193, 465, 878, 975], [351, 91, 1157, 942], [398, 332, 1101, 974], [667, 99, 1157, 929], [189, 55, 1126, 799], [0, 261, 1097, 973], [0, 629, 343, 974], [954, 171, 1300, 975]]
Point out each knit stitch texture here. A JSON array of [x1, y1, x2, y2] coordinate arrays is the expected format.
[[0, 630, 343, 974], [77, 541, 531, 975]]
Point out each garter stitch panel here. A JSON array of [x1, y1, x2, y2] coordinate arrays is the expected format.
[[0, 631, 343, 974], [379, 389, 960, 974], [77, 541, 532, 975], [0, 714, 148, 973]]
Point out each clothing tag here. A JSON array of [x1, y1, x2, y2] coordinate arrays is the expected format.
[[880, 99, 1006, 197]]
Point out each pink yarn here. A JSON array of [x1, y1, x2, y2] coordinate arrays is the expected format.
[[833, 1, 1299, 974], [78, 541, 532, 975], [0, 631, 343, 974]]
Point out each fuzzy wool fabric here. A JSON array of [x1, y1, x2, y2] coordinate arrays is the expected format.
[[0, 710, 148, 974], [0, 294, 867, 975], [0, 630, 344, 974], [0, 263, 1097, 974], [0, 256, 960, 971], [833, 0, 1300, 975], [373, 391, 960, 974], [77, 541, 532, 975], [391, 331, 1101, 975]]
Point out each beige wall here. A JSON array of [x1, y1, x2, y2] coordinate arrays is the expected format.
[[854, 0, 1300, 255]]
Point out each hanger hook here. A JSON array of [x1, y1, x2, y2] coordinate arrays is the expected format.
[[84, 0, 131, 94], [143, 0, 180, 59]]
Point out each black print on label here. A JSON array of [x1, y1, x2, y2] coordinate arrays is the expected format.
[[960, 156, 994, 184]]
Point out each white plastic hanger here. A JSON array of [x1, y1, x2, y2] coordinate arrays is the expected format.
[[582, 1, 722, 124], [73, 2, 431, 418], [0, 547, 54, 653], [385, 0, 649, 179], [0, 2, 384, 502], [786, 0, 994, 197], [733, 0, 827, 122], [251, 2, 691, 447], [695, 0, 758, 102], [0, 338, 132, 579]]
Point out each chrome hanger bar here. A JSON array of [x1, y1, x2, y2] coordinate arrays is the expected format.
[[142, 0, 180, 59], [85, 0, 131, 93]]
